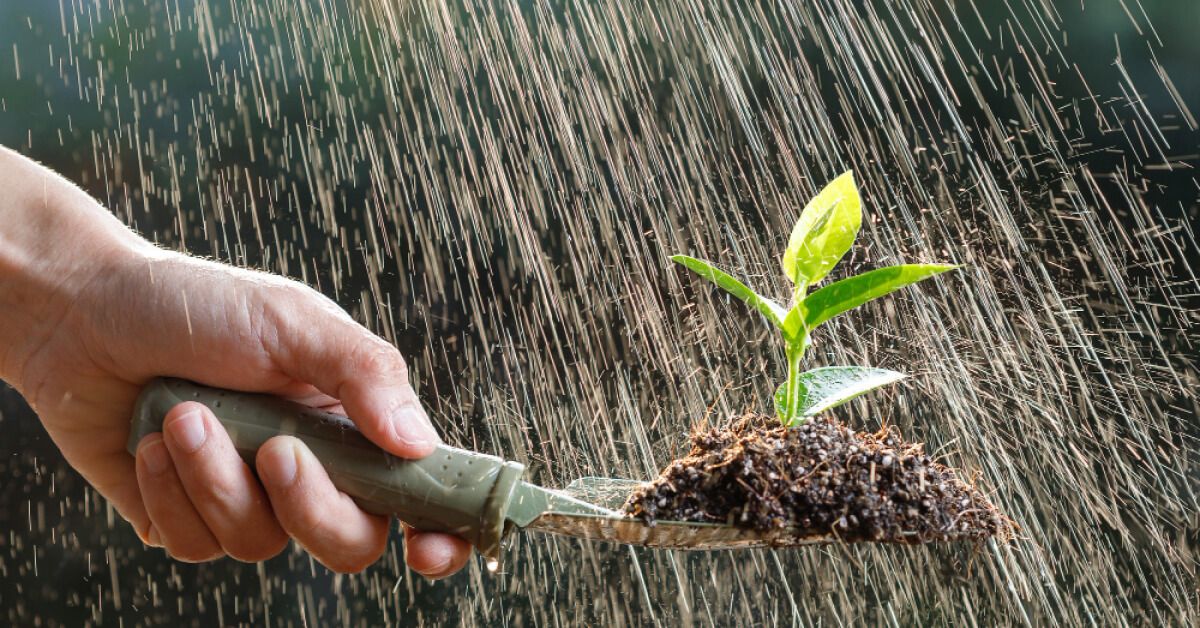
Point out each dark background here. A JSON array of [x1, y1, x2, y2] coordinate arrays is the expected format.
[[2, 0, 1197, 625]]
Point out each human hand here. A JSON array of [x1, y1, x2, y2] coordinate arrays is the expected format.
[[0, 147, 471, 577]]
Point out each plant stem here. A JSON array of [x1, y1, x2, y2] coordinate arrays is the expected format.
[[780, 278, 811, 426], [783, 331, 809, 426]]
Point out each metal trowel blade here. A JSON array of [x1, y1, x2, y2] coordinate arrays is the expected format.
[[512, 476, 837, 550]]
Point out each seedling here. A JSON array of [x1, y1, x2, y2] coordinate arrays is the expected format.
[[671, 172, 958, 426]]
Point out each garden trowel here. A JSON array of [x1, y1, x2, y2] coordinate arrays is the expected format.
[[127, 379, 834, 564]]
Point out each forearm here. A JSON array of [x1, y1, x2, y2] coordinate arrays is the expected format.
[[0, 146, 146, 387]]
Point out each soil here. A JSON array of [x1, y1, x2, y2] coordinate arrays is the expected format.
[[623, 414, 1013, 544]]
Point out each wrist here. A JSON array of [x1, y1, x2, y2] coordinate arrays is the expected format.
[[0, 148, 148, 389]]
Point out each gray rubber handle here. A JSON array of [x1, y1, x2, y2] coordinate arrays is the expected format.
[[126, 378, 524, 561]]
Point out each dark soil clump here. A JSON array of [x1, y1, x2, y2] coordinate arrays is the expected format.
[[623, 414, 1013, 543]]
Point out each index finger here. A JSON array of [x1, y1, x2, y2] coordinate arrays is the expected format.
[[259, 286, 439, 459]]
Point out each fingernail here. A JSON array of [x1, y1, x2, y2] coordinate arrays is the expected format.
[[168, 408, 208, 453], [391, 403, 438, 449], [141, 439, 170, 475], [262, 442, 299, 487]]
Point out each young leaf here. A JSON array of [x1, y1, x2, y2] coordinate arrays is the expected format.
[[780, 171, 862, 286], [782, 306, 803, 339], [803, 263, 958, 330], [670, 255, 788, 329], [774, 366, 907, 424]]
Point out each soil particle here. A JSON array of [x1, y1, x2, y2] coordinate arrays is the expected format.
[[623, 414, 1013, 543]]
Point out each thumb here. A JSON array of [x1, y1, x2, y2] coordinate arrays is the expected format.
[[262, 286, 440, 459]]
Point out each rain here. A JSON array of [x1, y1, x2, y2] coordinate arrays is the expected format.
[[1, 0, 1197, 625]]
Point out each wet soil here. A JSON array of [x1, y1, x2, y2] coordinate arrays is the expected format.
[[623, 414, 1013, 543]]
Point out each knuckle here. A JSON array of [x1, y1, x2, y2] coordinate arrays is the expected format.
[[254, 271, 304, 295], [135, 521, 159, 547], [285, 284, 326, 312], [259, 285, 305, 334], [326, 557, 372, 575], [323, 539, 385, 574], [210, 498, 288, 561], [168, 542, 224, 563], [278, 280, 345, 320], [350, 337, 406, 378], [225, 534, 287, 563], [260, 281, 324, 330], [289, 499, 332, 541], [288, 502, 386, 573], [184, 469, 240, 506]]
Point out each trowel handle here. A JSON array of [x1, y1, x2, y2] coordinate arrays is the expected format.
[[126, 378, 524, 561]]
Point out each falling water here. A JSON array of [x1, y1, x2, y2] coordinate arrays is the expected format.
[[1, 0, 1196, 625]]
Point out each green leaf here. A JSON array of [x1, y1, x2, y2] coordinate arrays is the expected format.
[[803, 264, 958, 330], [781, 171, 862, 286], [782, 306, 804, 339], [671, 255, 788, 329], [774, 367, 907, 424]]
